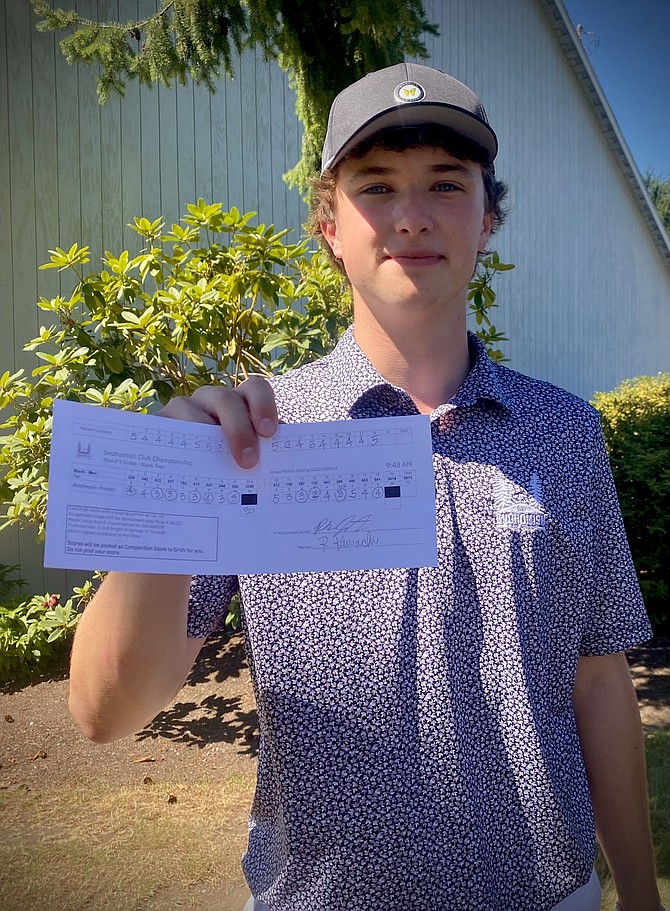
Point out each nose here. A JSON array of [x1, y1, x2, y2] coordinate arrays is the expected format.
[[393, 189, 433, 235]]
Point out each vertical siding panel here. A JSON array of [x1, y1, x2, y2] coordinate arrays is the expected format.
[[211, 80, 230, 210], [78, 84, 103, 259], [77, 1, 103, 260], [176, 81, 197, 209], [0, 4, 42, 588], [193, 80, 213, 206], [0, 529, 19, 585], [32, 18, 59, 299], [31, 9, 64, 598], [512, 0, 529, 368], [137, 1, 161, 219], [543, 7, 554, 376], [98, 1, 123, 253], [459, 0, 469, 76], [139, 85, 161, 219], [224, 54, 244, 210], [0, 0, 14, 374], [158, 81, 179, 225], [7, 0, 38, 375], [239, 51, 258, 215], [254, 53, 272, 225], [283, 77, 304, 237], [448, 3, 457, 74], [16, 527, 46, 596], [54, 11, 82, 250], [0, 1, 19, 573], [0, 535, 20, 582], [269, 58, 288, 230], [118, 0, 143, 248], [118, 0, 144, 251], [425, 1, 442, 72], [39, 8, 81, 595], [120, 76, 144, 246], [101, 93, 124, 251]]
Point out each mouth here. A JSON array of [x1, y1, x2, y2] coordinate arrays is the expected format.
[[386, 252, 445, 267]]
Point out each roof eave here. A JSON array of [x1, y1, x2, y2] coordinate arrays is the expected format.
[[541, 0, 670, 271]]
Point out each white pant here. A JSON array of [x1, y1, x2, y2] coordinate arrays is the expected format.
[[551, 869, 601, 910], [243, 868, 601, 911]]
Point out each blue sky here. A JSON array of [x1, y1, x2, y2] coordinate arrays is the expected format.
[[563, 0, 669, 178]]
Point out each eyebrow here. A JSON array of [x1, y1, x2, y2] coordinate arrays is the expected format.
[[349, 162, 475, 180]]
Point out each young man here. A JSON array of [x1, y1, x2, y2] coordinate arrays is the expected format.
[[68, 64, 663, 911]]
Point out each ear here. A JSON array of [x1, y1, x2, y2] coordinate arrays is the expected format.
[[478, 211, 494, 253], [320, 219, 342, 260]]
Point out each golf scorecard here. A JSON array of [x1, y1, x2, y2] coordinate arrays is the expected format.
[[45, 399, 438, 575]]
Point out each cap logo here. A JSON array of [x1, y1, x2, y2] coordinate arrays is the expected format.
[[393, 81, 425, 104]]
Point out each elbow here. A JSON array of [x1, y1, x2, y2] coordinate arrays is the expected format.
[[68, 687, 141, 744], [78, 724, 122, 745], [68, 701, 119, 744]]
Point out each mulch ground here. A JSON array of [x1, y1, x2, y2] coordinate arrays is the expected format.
[[624, 634, 670, 728], [0, 633, 258, 790]]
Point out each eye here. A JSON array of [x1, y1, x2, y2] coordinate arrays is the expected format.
[[362, 184, 391, 195], [434, 181, 461, 193]]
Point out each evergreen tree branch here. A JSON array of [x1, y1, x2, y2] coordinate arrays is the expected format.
[[31, 0, 439, 189]]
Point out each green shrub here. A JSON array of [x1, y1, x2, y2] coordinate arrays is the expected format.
[[0, 200, 512, 679], [592, 374, 670, 633], [0, 563, 25, 601], [0, 564, 92, 684], [0, 591, 82, 684]]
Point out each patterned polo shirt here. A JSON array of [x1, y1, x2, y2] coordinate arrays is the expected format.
[[187, 327, 652, 911]]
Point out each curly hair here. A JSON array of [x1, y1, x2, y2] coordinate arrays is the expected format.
[[308, 124, 509, 275]]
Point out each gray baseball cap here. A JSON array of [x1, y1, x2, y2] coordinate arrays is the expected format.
[[321, 62, 498, 173]]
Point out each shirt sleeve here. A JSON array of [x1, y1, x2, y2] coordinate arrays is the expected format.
[[579, 418, 653, 655], [187, 574, 240, 638]]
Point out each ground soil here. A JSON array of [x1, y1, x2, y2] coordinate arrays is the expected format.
[[0, 631, 668, 910], [0, 633, 259, 790]]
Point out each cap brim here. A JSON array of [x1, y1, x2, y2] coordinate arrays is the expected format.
[[322, 102, 498, 173]]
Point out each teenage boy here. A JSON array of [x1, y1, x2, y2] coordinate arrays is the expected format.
[[68, 63, 662, 911]]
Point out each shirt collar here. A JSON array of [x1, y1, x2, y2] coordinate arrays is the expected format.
[[452, 332, 517, 414], [327, 326, 516, 417]]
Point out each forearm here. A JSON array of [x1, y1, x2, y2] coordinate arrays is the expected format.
[[573, 652, 661, 911], [67, 380, 278, 743], [69, 572, 204, 743]]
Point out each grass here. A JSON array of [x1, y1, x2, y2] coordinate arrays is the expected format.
[[0, 732, 668, 910], [598, 728, 670, 909], [0, 774, 254, 911]]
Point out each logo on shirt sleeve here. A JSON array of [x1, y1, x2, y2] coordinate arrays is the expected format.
[[493, 472, 546, 530]]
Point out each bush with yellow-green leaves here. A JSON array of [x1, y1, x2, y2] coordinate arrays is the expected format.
[[592, 373, 670, 633]]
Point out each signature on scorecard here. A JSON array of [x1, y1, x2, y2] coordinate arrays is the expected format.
[[313, 513, 379, 551]]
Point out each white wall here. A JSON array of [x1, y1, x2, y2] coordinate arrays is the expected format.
[[419, 0, 670, 398]]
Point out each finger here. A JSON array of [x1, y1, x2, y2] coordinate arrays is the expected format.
[[188, 385, 264, 468], [157, 379, 278, 469], [158, 393, 220, 425], [234, 375, 279, 439]]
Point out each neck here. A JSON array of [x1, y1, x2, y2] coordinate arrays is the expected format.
[[352, 308, 471, 414]]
